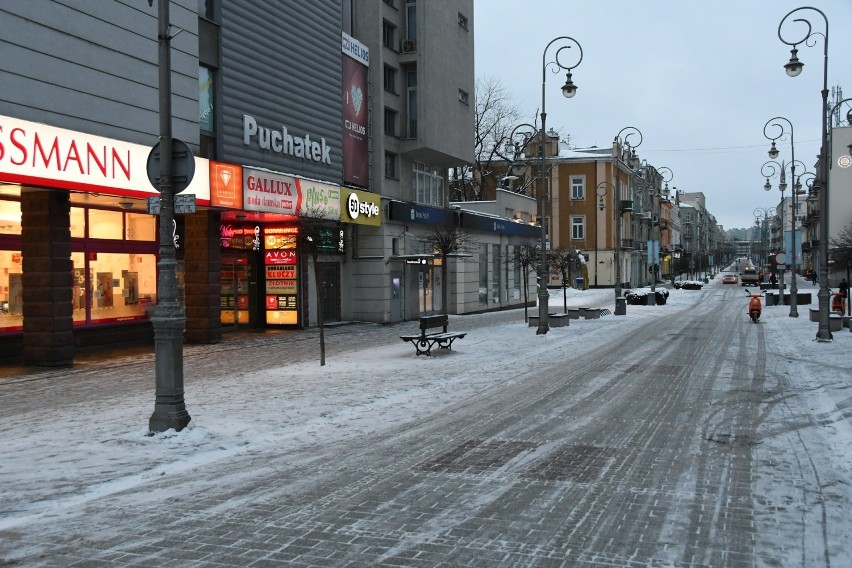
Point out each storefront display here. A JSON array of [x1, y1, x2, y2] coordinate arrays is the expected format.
[[264, 226, 299, 325]]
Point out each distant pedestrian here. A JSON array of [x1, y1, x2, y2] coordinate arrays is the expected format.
[[770, 272, 777, 287], [811, 270, 818, 285], [840, 278, 848, 299]]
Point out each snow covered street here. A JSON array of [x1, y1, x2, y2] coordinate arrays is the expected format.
[[1, 277, 850, 567]]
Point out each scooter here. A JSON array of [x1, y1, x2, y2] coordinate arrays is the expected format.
[[746, 289, 763, 323], [831, 292, 846, 315]]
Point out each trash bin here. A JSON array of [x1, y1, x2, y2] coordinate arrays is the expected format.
[[575, 277, 584, 289], [765, 293, 777, 307], [615, 296, 627, 316]]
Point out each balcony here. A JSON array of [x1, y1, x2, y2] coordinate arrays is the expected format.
[[619, 239, 634, 250], [620, 200, 633, 212]]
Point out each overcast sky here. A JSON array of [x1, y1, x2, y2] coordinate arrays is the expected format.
[[472, 0, 852, 231]]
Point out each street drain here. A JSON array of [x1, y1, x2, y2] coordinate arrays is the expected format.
[[421, 439, 538, 474], [522, 444, 617, 482]]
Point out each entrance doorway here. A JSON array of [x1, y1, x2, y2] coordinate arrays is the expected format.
[[220, 253, 260, 328], [390, 272, 402, 322], [318, 263, 340, 323]]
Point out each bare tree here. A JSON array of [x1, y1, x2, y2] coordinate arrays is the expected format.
[[548, 247, 583, 314], [516, 244, 539, 322], [298, 208, 340, 366], [422, 220, 477, 315], [452, 77, 523, 202], [830, 223, 852, 272]]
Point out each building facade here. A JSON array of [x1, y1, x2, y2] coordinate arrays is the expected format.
[[1, 0, 541, 365]]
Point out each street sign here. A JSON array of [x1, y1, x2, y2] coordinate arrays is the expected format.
[[146, 138, 195, 194], [146, 194, 196, 215], [175, 194, 196, 214]]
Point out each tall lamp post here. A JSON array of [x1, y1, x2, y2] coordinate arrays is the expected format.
[[535, 36, 583, 335], [148, 0, 190, 433], [595, 181, 617, 297], [754, 208, 777, 283], [650, 167, 673, 305], [778, 6, 831, 339], [764, 116, 800, 317], [613, 127, 642, 304]]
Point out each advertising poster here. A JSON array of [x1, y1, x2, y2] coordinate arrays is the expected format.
[[210, 162, 243, 209], [342, 33, 369, 188], [298, 179, 341, 219], [243, 167, 300, 215], [264, 226, 299, 325]]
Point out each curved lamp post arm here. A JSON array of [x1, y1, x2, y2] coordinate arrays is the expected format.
[[534, 36, 583, 335], [615, 126, 643, 168], [779, 6, 830, 336]]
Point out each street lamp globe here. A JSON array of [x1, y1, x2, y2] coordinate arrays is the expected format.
[[768, 141, 779, 159], [561, 72, 577, 98], [764, 178, 772, 191], [784, 47, 803, 77]]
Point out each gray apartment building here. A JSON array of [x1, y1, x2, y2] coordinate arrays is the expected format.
[[0, 0, 537, 365]]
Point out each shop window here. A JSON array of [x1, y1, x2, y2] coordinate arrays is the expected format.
[[88, 209, 124, 239], [126, 213, 156, 241], [70, 207, 85, 238], [0, 200, 21, 235], [72, 251, 157, 325], [491, 244, 501, 304], [0, 249, 23, 331], [479, 244, 488, 305]]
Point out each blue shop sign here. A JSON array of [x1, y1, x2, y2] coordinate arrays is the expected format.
[[460, 212, 539, 238], [387, 201, 455, 226]]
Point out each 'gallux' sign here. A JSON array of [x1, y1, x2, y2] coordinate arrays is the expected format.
[[243, 167, 301, 215]]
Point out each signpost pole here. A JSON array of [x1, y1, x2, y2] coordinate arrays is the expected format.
[[149, 0, 190, 433]]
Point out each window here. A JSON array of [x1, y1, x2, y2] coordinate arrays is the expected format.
[[458, 89, 469, 105], [458, 12, 468, 30], [384, 152, 398, 179], [572, 216, 585, 240], [382, 20, 396, 49], [413, 162, 444, 206], [406, 70, 417, 137], [406, 0, 416, 41], [197, 0, 211, 19], [383, 65, 397, 93], [384, 108, 397, 136], [479, 244, 488, 305], [199, 66, 214, 133], [511, 246, 521, 300], [570, 176, 585, 200], [491, 244, 501, 305]]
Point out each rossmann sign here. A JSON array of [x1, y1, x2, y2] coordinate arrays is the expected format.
[[0, 114, 209, 200]]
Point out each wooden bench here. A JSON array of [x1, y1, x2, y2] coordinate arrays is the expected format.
[[400, 314, 467, 356]]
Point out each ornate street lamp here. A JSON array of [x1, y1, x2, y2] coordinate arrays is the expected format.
[[778, 6, 831, 339], [651, 167, 673, 304], [613, 127, 643, 305], [763, 116, 801, 317], [535, 36, 583, 335], [595, 181, 619, 312], [149, 0, 190, 433], [502, 123, 538, 193]]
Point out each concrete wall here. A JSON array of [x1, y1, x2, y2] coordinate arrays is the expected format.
[[218, 1, 344, 184], [0, 0, 199, 148]]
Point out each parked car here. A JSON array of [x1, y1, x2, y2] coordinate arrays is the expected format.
[[721, 274, 738, 284]]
